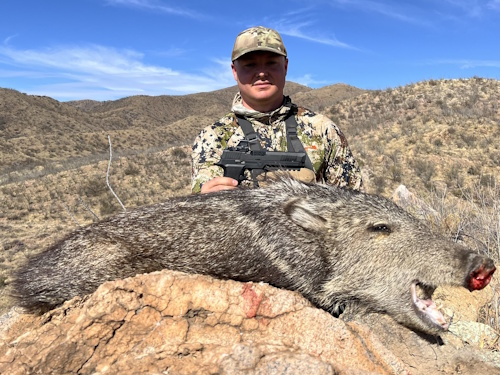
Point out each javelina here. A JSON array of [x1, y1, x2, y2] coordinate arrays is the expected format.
[[13, 178, 495, 335]]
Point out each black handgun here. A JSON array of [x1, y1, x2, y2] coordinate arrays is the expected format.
[[215, 140, 307, 184]]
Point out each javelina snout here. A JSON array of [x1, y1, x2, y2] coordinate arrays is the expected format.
[[13, 178, 496, 336], [466, 255, 496, 291], [409, 253, 495, 332]]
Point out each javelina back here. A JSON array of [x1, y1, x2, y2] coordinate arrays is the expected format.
[[13, 178, 495, 335]]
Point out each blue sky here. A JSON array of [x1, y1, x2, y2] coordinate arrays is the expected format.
[[0, 0, 499, 101]]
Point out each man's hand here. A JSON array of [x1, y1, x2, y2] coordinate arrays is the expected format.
[[201, 177, 238, 194]]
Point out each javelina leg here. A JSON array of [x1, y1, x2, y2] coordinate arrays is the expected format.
[[467, 256, 496, 291]]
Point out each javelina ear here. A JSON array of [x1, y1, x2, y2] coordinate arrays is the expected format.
[[283, 197, 328, 232]]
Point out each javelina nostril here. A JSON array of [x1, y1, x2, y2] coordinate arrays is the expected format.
[[467, 260, 496, 291]]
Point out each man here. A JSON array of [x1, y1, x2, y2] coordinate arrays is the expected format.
[[191, 26, 362, 194]]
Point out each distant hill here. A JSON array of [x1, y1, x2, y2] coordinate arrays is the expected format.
[[0, 81, 361, 182], [325, 77, 500, 196], [0, 85, 236, 177], [293, 83, 365, 112]]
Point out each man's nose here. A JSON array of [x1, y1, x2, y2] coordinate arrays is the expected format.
[[256, 69, 267, 77]]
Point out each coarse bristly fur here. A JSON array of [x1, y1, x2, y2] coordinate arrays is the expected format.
[[12, 178, 496, 335]]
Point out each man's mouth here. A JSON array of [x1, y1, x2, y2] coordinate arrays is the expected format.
[[411, 282, 450, 331]]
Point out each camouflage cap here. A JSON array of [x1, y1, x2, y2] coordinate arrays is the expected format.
[[231, 26, 287, 61]]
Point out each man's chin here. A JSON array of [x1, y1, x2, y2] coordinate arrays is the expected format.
[[252, 86, 279, 98], [239, 85, 284, 111]]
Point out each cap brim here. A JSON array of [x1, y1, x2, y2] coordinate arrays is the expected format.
[[232, 47, 287, 61]]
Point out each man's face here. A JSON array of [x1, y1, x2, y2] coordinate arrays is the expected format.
[[232, 51, 288, 112]]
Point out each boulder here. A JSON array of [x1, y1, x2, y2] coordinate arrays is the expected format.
[[1, 269, 498, 374]]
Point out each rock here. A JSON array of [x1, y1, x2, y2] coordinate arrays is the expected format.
[[391, 184, 438, 221], [359, 313, 500, 375], [447, 321, 499, 349], [433, 284, 499, 349], [0, 270, 407, 375], [435, 284, 493, 322], [1, 269, 498, 374]]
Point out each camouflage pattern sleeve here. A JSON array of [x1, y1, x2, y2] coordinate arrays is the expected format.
[[191, 115, 237, 193], [297, 109, 362, 191], [323, 120, 363, 191]]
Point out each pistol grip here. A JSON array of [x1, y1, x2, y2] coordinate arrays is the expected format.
[[216, 164, 246, 185]]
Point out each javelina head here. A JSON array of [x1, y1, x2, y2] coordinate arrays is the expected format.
[[277, 180, 496, 335]]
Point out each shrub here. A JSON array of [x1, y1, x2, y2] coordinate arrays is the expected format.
[[124, 164, 141, 176], [372, 175, 387, 195], [171, 147, 187, 159], [433, 139, 443, 147], [82, 177, 107, 197], [99, 197, 118, 216]]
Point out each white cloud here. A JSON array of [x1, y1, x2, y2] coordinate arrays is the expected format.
[[328, 0, 432, 26], [153, 47, 190, 58], [440, 0, 500, 17], [3, 34, 19, 45], [288, 73, 329, 87], [443, 0, 483, 17], [0, 44, 235, 101], [279, 23, 358, 50], [104, 0, 206, 19], [269, 17, 359, 50], [424, 59, 500, 69], [0, 44, 175, 76]]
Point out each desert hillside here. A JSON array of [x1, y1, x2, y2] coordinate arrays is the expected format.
[[0, 81, 316, 181], [1, 77, 499, 315], [327, 77, 500, 196]]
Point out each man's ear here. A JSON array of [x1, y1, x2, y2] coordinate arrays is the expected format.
[[231, 62, 238, 82], [283, 197, 327, 232], [284, 57, 288, 76]]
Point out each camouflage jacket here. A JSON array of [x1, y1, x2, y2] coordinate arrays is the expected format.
[[191, 94, 363, 193]]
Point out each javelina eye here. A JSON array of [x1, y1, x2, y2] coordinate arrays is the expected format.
[[370, 224, 392, 233]]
